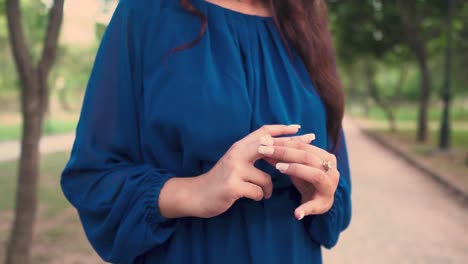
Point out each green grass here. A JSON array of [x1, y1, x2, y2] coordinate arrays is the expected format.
[[0, 152, 101, 263], [0, 152, 70, 215], [0, 119, 77, 142], [378, 128, 468, 150], [355, 104, 468, 122]]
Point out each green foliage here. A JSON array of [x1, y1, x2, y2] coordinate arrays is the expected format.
[[360, 104, 468, 122], [95, 23, 107, 42], [1, 0, 102, 111], [0, 0, 48, 95], [329, 0, 406, 63], [22, 0, 48, 62], [49, 45, 97, 106], [329, 0, 468, 104], [0, 119, 78, 142]]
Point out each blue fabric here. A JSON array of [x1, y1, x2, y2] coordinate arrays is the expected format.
[[61, 0, 352, 263]]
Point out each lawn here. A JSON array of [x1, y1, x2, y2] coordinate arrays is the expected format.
[[0, 152, 102, 264], [390, 129, 468, 150], [0, 119, 78, 142], [357, 104, 468, 122]]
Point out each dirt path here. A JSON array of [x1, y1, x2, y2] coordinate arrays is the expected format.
[[323, 119, 468, 263], [0, 133, 75, 162]]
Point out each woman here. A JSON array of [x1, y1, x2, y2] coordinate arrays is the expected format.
[[61, 0, 352, 263]]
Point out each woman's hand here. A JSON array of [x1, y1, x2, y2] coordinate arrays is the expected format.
[[258, 136, 340, 220], [160, 124, 315, 219], [193, 125, 306, 218]]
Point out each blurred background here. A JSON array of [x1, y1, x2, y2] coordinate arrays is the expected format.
[[0, 0, 467, 263]]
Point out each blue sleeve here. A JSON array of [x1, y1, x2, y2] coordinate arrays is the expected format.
[[304, 129, 352, 248], [60, 1, 177, 263]]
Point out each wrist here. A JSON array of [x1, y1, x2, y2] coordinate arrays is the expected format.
[[159, 176, 203, 219]]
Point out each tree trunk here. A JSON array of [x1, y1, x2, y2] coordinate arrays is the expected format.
[[5, 74, 43, 264], [396, 0, 431, 142], [5, 0, 64, 263], [363, 59, 397, 132], [418, 58, 431, 142]]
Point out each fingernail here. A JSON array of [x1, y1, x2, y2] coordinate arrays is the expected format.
[[258, 146, 274, 155], [289, 124, 301, 130], [307, 133, 316, 142], [259, 136, 274, 146], [298, 211, 305, 221], [276, 163, 289, 172]]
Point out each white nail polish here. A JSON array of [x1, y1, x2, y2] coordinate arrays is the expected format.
[[289, 124, 301, 129], [298, 211, 305, 220], [276, 163, 289, 172], [308, 133, 316, 142], [258, 146, 274, 155]]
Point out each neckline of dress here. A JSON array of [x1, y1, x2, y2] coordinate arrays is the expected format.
[[201, 0, 273, 21]]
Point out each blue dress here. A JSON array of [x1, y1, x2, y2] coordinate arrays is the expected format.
[[60, 0, 352, 263]]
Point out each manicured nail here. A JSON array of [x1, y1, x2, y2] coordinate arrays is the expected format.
[[297, 211, 305, 221], [302, 133, 315, 143], [259, 136, 274, 146], [258, 146, 274, 155], [289, 124, 301, 130], [276, 163, 289, 172]]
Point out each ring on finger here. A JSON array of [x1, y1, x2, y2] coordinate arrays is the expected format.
[[322, 159, 333, 172]]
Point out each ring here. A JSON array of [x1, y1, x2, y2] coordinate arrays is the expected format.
[[322, 159, 333, 172]]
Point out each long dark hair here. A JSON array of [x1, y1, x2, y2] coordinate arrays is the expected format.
[[177, 0, 344, 147]]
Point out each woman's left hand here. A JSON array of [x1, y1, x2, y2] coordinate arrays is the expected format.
[[257, 134, 340, 220]]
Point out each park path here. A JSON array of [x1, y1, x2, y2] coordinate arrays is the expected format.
[[0, 133, 75, 162], [1, 119, 467, 263], [324, 119, 468, 264]]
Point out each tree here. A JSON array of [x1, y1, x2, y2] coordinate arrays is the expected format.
[[328, 0, 405, 131], [4, 0, 64, 263], [439, 0, 455, 150], [395, 0, 433, 142]]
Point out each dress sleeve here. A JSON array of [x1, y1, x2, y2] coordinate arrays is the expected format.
[[303, 129, 352, 249], [60, 1, 177, 263]]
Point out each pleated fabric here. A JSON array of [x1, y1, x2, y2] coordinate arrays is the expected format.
[[61, 0, 352, 263]]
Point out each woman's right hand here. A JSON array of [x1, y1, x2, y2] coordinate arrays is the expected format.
[[193, 124, 303, 218], [159, 124, 313, 219]]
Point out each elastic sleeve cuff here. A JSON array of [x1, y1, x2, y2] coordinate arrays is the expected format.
[[143, 170, 179, 235], [303, 189, 344, 249]]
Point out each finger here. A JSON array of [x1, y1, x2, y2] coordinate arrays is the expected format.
[[289, 133, 316, 144], [294, 199, 330, 220], [246, 124, 302, 143], [259, 134, 315, 148], [275, 163, 330, 192], [261, 133, 314, 166], [233, 125, 301, 162], [273, 137, 313, 150], [258, 145, 322, 168], [271, 138, 336, 170], [236, 182, 264, 202], [243, 168, 273, 199]]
